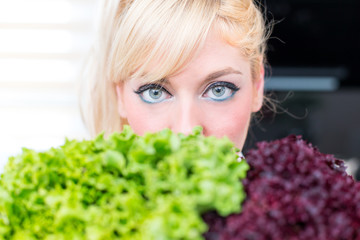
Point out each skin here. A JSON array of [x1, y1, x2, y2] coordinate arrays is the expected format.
[[116, 29, 264, 150]]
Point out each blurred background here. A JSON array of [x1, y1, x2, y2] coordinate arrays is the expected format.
[[1, 0, 359, 178], [244, 0, 360, 179], [0, 0, 98, 171]]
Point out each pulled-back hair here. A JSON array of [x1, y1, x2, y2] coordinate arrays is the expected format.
[[80, 0, 271, 137]]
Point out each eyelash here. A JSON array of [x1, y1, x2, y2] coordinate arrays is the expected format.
[[202, 81, 240, 102], [204, 81, 240, 93], [134, 81, 240, 103], [134, 83, 172, 96]]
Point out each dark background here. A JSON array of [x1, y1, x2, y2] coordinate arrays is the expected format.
[[243, 0, 360, 178]]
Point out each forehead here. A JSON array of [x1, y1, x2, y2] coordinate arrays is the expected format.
[[167, 30, 250, 80], [130, 27, 250, 87]]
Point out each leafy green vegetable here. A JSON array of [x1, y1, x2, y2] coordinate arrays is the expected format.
[[0, 126, 248, 240]]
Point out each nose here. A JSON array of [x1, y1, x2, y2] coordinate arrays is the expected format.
[[169, 99, 203, 135]]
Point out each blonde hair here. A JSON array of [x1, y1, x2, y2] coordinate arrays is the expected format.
[[80, 0, 270, 137]]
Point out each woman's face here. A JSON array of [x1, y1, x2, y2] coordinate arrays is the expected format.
[[116, 30, 264, 150]]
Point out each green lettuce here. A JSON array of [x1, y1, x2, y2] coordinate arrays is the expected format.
[[0, 126, 248, 240]]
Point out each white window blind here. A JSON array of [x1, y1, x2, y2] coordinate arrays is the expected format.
[[0, 0, 99, 171]]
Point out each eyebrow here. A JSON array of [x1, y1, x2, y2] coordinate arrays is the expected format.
[[146, 67, 242, 85], [205, 67, 242, 81]]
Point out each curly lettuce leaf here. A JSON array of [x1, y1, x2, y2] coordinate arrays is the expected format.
[[0, 126, 248, 240]]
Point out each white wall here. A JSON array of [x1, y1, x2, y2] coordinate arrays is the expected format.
[[0, 0, 99, 172]]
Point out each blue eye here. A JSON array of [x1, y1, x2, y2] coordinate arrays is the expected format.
[[202, 81, 239, 101], [211, 86, 226, 97], [134, 84, 172, 104], [149, 88, 162, 99]]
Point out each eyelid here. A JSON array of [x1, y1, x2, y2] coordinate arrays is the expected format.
[[202, 81, 240, 94], [134, 83, 172, 95], [134, 81, 239, 98]]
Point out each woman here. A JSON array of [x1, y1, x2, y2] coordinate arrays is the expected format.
[[81, 0, 271, 151]]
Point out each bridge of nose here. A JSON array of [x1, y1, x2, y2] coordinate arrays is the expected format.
[[168, 97, 204, 135]]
